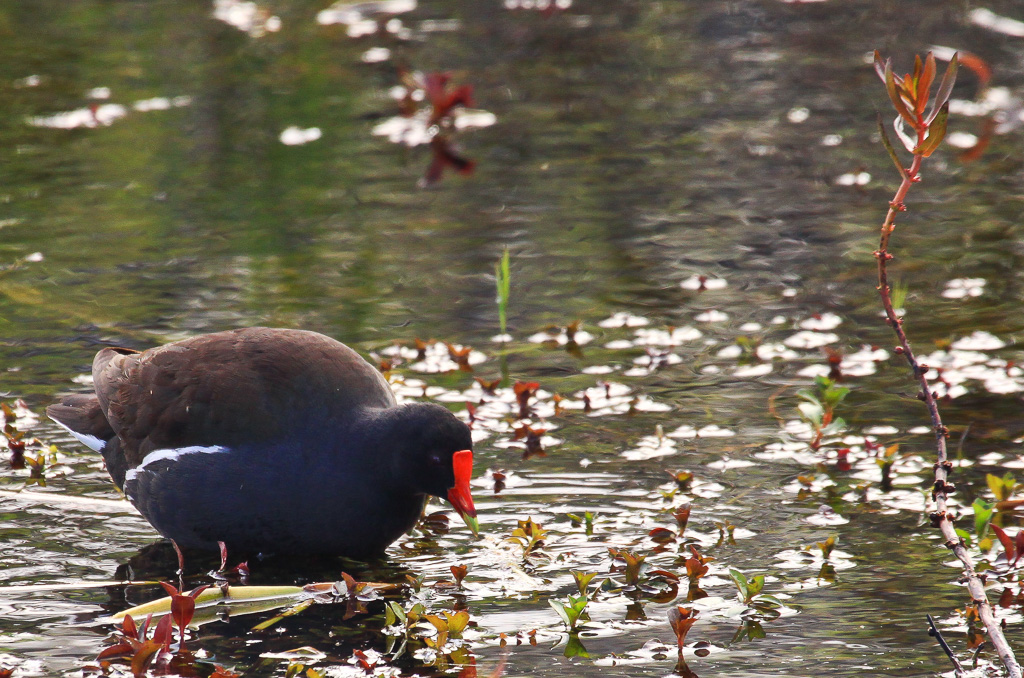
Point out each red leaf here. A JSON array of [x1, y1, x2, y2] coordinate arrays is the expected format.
[[872, 50, 887, 83], [130, 639, 164, 678], [97, 642, 135, 661], [159, 581, 181, 598], [189, 584, 211, 600], [884, 59, 918, 130], [1014, 530, 1024, 566], [138, 614, 153, 640], [667, 606, 699, 647], [648, 568, 681, 582], [648, 527, 676, 544], [916, 52, 936, 114], [121, 614, 138, 639], [172, 595, 196, 641], [151, 614, 173, 647], [991, 524, 1016, 563]]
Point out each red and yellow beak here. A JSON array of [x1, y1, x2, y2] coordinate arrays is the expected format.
[[447, 449, 479, 536]]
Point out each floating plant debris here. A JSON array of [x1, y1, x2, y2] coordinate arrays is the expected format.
[[942, 277, 986, 298], [279, 126, 322, 145], [28, 96, 191, 129], [680, 275, 727, 291], [317, 0, 416, 34], [213, 0, 281, 36], [969, 8, 1024, 37]]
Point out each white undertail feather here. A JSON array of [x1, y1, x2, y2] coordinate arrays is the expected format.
[[48, 416, 106, 453]]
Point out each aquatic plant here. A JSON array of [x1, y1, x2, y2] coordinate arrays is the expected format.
[[549, 593, 589, 632], [875, 443, 899, 492], [513, 380, 539, 419], [96, 582, 241, 678], [816, 536, 837, 560], [97, 613, 175, 676], [495, 248, 511, 337], [571, 570, 599, 598], [566, 510, 597, 535], [450, 564, 468, 588], [963, 499, 996, 551], [508, 517, 548, 560], [667, 605, 699, 649], [728, 569, 782, 617], [987, 472, 1021, 508], [989, 525, 1024, 570], [795, 376, 848, 451], [158, 581, 210, 649], [872, 50, 1020, 676]]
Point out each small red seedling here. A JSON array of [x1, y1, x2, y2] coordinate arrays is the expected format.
[[159, 581, 211, 650], [474, 377, 500, 395], [824, 347, 843, 381], [423, 72, 473, 125], [446, 343, 474, 372], [513, 424, 546, 460], [667, 606, 699, 649], [413, 338, 428, 361], [673, 503, 691, 535], [98, 613, 174, 677], [607, 548, 646, 588], [684, 545, 713, 601], [835, 448, 851, 472], [450, 564, 468, 588], [513, 381, 540, 419]]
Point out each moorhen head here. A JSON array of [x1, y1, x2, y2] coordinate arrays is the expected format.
[[46, 327, 478, 560]]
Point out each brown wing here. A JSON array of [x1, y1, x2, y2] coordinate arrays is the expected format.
[[92, 327, 396, 465]]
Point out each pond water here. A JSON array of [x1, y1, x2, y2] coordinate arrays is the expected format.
[[2, 1, 1024, 676]]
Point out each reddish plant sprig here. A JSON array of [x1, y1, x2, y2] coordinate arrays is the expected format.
[[159, 582, 211, 650], [873, 51, 1021, 678]]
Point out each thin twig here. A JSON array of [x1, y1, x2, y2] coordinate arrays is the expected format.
[[875, 80, 1022, 677], [927, 613, 965, 676]]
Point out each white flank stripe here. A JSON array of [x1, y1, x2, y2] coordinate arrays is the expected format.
[[48, 416, 106, 452], [124, 445, 228, 483]]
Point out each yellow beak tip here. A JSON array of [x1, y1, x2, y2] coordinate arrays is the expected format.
[[462, 513, 480, 537]]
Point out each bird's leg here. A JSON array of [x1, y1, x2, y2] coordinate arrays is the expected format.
[[171, 539, 186, 590]]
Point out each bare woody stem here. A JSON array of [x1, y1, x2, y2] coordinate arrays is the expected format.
[[876, 122, 1022, 678]]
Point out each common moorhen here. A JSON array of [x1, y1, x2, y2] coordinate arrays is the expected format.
[[46, 327, 478, 560]]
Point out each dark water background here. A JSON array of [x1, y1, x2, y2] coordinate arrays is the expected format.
[[3, 1, 1024, 676]]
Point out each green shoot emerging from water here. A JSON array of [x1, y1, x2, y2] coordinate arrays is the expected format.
[[729, 568, 783, 617], [796, 376, 849, 450], [495, 247, 511, 337], [549, 594, 589, 633], [567, 511, 597, 535]]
